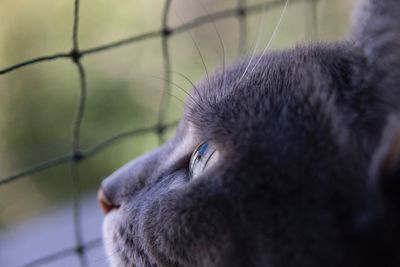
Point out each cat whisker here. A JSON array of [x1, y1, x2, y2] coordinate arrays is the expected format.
[[193, 0, 227, 90], [149, 75, 200, 107], [173, 70, 203, 103], [171, 9, 211, 89], [96, 251, 121, 266], [99, 230, 155, 267], [143, 75, 187, 106], [248, 0, 289, 76], [87, 238, 123, 267], [238, 0, 269, 83]]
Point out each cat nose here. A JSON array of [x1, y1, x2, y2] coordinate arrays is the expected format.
[[97, 187, 119, 215]]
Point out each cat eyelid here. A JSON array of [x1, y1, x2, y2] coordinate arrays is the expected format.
[[169, 139, 209, 173]]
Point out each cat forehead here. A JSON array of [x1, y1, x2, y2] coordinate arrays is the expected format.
[[182, 45, 351, 150], [186, 47, 319, 114], [188, 45, 350, 104]]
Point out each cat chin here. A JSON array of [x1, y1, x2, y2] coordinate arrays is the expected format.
[[103, 211, 157, 267], [102, 210, 124, 267]]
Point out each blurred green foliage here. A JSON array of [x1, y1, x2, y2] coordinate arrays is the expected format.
[[0, 0, 354, 228]]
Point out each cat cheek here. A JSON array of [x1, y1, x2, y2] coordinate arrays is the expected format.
[[167, 175, 188, 190]]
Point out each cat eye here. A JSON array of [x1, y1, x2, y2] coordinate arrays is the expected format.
[[189, 142, 218, 180]]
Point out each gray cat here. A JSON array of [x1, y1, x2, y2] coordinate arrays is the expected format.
[[98, 0, 400, 266]]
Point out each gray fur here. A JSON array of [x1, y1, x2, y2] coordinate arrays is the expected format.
[[100, 0, 400, 266]]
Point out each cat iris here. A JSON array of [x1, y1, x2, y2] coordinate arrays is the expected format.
[[189, 142, 218, 180]]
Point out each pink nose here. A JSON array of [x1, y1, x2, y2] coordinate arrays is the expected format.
[[97, 188, 118, 215]]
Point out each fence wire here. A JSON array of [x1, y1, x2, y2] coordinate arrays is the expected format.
[[0, 0, 320, 266]]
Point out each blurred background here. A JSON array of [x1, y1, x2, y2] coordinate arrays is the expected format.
[[0, 0, 354, 266]]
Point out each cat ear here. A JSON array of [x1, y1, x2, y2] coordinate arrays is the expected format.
[[370, 114, 400, 207], [351, 0, 400, 59], [350, 0, 400, 110]]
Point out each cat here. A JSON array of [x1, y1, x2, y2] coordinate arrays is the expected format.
[[98, 0, 400, 266]]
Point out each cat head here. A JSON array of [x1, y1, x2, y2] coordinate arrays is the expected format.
[[99, 1, 400, 266]]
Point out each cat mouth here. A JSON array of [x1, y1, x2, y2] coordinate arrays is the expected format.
[[102, 209, 123, 267]]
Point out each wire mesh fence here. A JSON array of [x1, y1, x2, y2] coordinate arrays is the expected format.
[[0, 0, 319, 266]]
